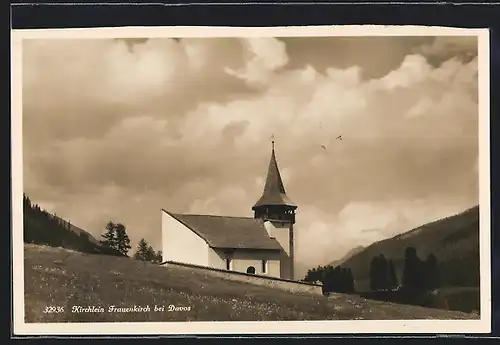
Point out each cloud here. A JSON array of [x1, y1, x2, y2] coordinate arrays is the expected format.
[[225, 37, 289, 86], [22, 37, 479, 276], [377, 55, 432, 90], [22, 38, 254, 146], [414, 36, 478, 64], [188, 187, 250, 216], [281, 36, 434, 79], [406, 96, 434, 119]]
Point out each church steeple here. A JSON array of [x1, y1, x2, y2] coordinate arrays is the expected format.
[[252, 140, 297, 223]]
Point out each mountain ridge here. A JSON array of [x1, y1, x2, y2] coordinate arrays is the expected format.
[[329, 245, 366, 268], [338, 205, 480, 292]]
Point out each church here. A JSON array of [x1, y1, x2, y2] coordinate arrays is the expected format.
[[161, 142, 298, 280]]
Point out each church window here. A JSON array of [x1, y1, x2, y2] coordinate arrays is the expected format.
[[246, 266, 256, 274], [262, 260, 268, 274], [225, 258, 232, 270]]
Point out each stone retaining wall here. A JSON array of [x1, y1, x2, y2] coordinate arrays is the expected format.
[[161, 260, 323, 295]]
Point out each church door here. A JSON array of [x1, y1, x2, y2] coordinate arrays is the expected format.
[[246, 266, 256, 274]]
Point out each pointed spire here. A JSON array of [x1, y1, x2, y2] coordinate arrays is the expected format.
[[252, 140, 296, 209], [266, 142, 286, 195]]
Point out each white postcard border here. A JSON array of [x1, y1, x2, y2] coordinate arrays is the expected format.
[[11, 25, 491, 335]]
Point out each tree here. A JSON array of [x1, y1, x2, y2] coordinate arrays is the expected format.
[[424, 253, 440, 290], [403, 246, 416, 289], [402, 246, 425, 291], [370, 254, 394, 291], [133, 238, 155, 262], [322, 265, 334, 293], [377, 254, 390, 290], [347, 268, 355, 292], [340, 268, 350, 292], [114, 223, 131, 256], [388, 259, 399, 290], [100, 221, 118, 250], [369, 256, 380, 291], [147, 245, 155, 261], [153, 250, 163, 263], [304, 265, 325, 284], [303, 264, 355, 294], [23, 194, 31, 209]]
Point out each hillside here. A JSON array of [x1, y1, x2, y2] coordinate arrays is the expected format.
[[23, 195, 123, 257], [24, 244, 478, 322], [340, 206, 480, 292], [329, 245, 366, 268], [52, 214, 101, 246]]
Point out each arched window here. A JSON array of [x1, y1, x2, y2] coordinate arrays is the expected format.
[[246, 266, 256, 274]]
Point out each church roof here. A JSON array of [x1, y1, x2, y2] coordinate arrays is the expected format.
[[163, 210, 283, 251], [252, 142, 297, 209]]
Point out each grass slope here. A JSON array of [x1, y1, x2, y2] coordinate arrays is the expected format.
[[340, 206, 480, 292], [24, 244, 478, 323]]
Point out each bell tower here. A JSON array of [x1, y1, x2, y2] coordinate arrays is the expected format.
[[252, 140, 297, 280]]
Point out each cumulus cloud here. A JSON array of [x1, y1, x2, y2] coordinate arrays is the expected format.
[[22, 36, 479, 278], [22, 38, 253, 145], [281, 36, 435, 79], [225, 37, 289, 86], [414, 36, 478, 64]]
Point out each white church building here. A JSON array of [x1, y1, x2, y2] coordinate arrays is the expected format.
[[161, 142, 298, 280]]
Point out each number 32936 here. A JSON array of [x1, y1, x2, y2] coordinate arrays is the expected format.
[[43, 306, 64, 313]]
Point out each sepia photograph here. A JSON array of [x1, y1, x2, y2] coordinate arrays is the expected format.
[[11, 26, 491, 335]]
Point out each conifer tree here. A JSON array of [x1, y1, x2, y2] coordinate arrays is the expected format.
[[115, 223, 131, 256], [403, 246, 425, 291], [23, 194, 31, 209], [133, 238, 155, 262], [378, 254, 390, 290], [347, 268, 355, 292], [388, 259, 398, 290], [100, 221, 118, 250], [154, 250, 163, 263], [147, 245, 155, 260], [425, 253, 440, 290], [322, 266, 333, 293], [369, 256, 379, 291], [338, 268, 347, 292]]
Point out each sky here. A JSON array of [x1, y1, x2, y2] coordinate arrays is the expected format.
[[22, 35, 479, 277]]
